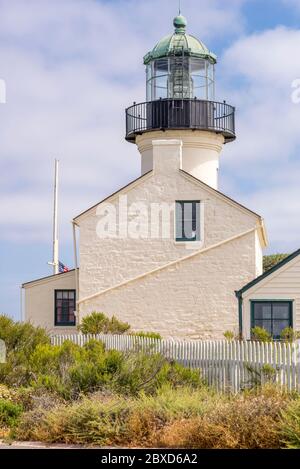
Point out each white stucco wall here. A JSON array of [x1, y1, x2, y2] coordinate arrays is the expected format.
[[241, 255, 300, 339], [77, 139, 264, 339], [136, 130, 224, 190], [23, 270, 77, 334]]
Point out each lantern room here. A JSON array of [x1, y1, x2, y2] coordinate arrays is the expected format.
[[144, 15, 216, 102], [125, 14, 236, 149]]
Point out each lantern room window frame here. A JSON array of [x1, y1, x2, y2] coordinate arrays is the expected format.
[[146, 56, 215, 102]]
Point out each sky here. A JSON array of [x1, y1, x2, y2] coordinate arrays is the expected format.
[[0, 0, 300, 319]]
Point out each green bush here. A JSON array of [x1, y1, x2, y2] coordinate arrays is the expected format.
[[280, 327, 300, 343], [26, 339, 122, 398], [223, 330, 235, 341], [263, 254, 290, 272], [130, 331, 162, 340], [111, 352, 202, 396], [0, 399, 23, 428], [78, 312, 130, 335], [1, 327, 199, 400], [251, 326, 272, 342], [0, 315, 49, 354], [0, 315, 50, 387]]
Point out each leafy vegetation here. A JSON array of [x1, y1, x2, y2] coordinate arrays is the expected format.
[[223, 330, 235, 341], [77, 312, 130, 335], [280, 398, 300, 448], [263, 253, 290, 272], [1, 315, 300, 448], [14, 385, 298, 448], [130, 331, 162, 340], [0, 399, 23, 428], [251, 326, 272, 342], [280, 327, 300, 343]]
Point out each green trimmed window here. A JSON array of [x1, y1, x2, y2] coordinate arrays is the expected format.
[[175, 200, 200, 242], [55, 290, 76, 326], [251, 301, 292, 340]]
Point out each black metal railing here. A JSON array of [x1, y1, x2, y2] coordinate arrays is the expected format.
[[125, 99, 235, 143]]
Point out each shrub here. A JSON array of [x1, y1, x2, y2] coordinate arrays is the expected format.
[[280, 399, 300, 448], [15, 385, 291, 448], [158, 388, 289, 449], [15, 386, 212, 445], [27, 339, 123, 398], [125, 385, 216, 446], [0, 315, 49, 354], [15, 395, 131, 444], [130, 331, 162, 340], [0, 384, 13, 401], [107, 316, 130, 334], [280, 327, 300, 343], [263, 254, 289, 272], [0, 316, 50, 387], [78, 312, 130, 335], [111, 352, 203, 396], [223, 331, 235, 341], [251, 326, 272, 342], [0, 399, 23, 428], [2, 329, 199, 399]]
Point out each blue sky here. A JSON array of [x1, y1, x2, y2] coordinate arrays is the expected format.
[[1, 0, 300, 319]]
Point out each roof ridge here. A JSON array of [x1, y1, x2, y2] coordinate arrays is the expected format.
[[236, 248, 300, 296]]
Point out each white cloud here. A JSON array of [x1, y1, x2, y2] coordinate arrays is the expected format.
[[217, 26, 300, 251], [0, 0, 247, 243], [1, 0, 299, 253]]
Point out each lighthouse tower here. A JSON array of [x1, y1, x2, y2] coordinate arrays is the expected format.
[[125, 15, 235, 189]]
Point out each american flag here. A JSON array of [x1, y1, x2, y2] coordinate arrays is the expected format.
[[59, 261, 69, 273]]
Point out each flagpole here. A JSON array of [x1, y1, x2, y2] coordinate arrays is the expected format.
[[53, 159, 59, 275]]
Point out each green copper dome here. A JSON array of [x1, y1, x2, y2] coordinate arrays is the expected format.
[[143, 15, 217, 65]]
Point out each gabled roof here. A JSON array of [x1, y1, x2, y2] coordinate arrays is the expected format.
[[73, 171, 153, 223], [236, 248, 300, 297], [179, 170, 268, 248], [22, 269, 75, 287], [72, 167, 267, 247], [179, 169, 262, 219]]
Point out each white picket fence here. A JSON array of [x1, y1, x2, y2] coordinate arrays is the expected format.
[[50, 333, 300, 393]]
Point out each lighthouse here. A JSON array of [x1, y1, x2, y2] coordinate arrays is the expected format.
[[125, 15, 235, 190]]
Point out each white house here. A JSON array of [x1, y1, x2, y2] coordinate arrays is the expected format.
[[237, 249, 300, 340], [22, 15, 270, 339]]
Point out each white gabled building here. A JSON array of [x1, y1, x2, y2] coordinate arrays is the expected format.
[[23, 15, 269, 339], [237, 249, 300, 340]]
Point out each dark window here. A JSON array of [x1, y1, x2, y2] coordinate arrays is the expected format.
[[251, 301, 292, 340], [55, 290, 76, 326], [175, 201, 200, 242]]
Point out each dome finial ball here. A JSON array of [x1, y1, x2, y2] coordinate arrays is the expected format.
[[173, 14, 187, 32]]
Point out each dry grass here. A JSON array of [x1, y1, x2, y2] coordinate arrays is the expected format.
[[158, 387, 290, 449], [14, 385, 295, 449], [280, 398, 300, 448]]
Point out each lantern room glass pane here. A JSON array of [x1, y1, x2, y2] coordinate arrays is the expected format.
[[146, 57, 215, 101], [153, 59, 168, 100]]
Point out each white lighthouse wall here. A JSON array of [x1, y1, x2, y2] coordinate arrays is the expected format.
[[77, 140, 263, 339], [136, 130, 224, 189]]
